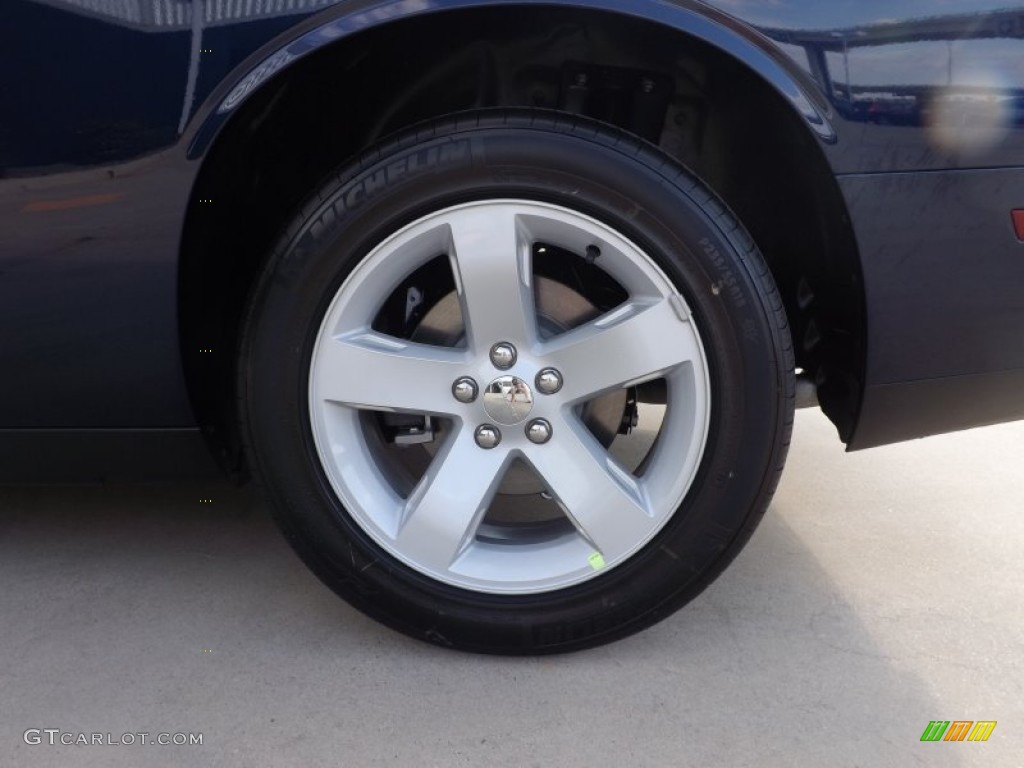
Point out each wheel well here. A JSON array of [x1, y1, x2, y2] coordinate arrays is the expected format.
[[179, 5, 864, 477]]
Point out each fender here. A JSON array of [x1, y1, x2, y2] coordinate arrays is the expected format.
[[183, 0, 836, 159]]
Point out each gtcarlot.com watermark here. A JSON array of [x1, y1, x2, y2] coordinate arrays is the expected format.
[[24, 729, 202, 746]]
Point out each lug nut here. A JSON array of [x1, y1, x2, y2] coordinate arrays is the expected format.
[[535, 368, 563, 395], [452, 377, 478, 404], [489, 342, 517, 370], [475, 424, 502, 449], [525, 419, 553, 445]]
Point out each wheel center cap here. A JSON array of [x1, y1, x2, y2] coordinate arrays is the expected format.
[[483, 375, 534, 425]]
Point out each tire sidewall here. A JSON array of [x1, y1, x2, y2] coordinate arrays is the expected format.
[[241, 114, 791, 652]]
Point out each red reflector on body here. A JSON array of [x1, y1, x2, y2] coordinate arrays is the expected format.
[[1013, 210, 1024, 241]]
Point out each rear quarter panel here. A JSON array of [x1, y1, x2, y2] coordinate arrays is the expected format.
[[1, 0, 1022, 451]]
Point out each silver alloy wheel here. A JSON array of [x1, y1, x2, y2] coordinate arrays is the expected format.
[[308, 200, 711, 594]]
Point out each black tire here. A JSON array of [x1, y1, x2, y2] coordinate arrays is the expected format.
[[239, 110, 794, 654]]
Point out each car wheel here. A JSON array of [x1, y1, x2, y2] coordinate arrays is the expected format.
[[239, 110, 794, 654]]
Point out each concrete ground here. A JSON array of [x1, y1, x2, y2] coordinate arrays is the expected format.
[[0, 408, 1021, 768]]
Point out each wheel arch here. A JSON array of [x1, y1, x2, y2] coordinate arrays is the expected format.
[[178, 1, 864, 477], [182, 0, 837, 157]]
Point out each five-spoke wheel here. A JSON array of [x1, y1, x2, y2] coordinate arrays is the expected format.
[[308, 200, 710, 593], [241, 111, 793, 653]]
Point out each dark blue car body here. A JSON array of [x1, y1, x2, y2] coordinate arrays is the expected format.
[[2, 0, 1023, 480]]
